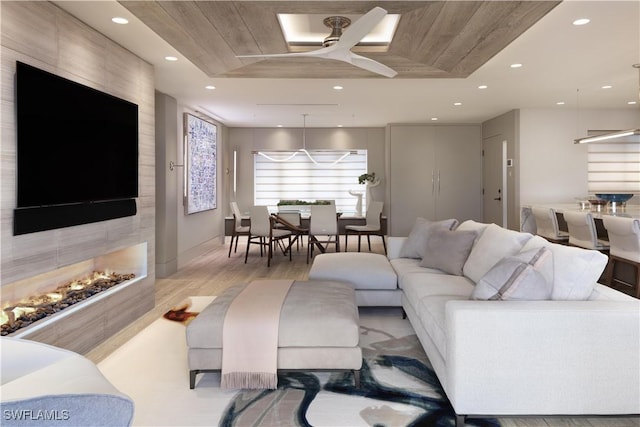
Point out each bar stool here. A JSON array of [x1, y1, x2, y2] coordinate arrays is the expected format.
[[602, 216, 640, 298], [562, 211, 610, 251], [531, 207, 569, 243]]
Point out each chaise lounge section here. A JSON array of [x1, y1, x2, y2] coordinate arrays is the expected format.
[[310, 219, 640, 425]]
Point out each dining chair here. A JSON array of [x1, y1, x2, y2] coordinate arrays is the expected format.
[[562, 210, 610, 251], [273, 212, 306, 251], [244, 206, 292, 267], [602, 216, 640, 298], [344, 201, 386, 254], [531, 207, 569, 243], [307, 204, 339, 264], [228, 202, 250, 257]]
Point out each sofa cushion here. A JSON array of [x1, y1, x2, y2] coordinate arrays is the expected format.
[[399, 217, 458, 259], [308, 252, 397, 290], [390, 258, 447, 289], [463, 223, 534, 284], [402, 272, 474, 302], [471, 247, 553, 301], [420, 228, 477, 275], [520, 236, 608, 300]]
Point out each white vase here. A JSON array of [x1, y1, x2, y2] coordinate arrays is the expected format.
[[348, 190, 364, 217]]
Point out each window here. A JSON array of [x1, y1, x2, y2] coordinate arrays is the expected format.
[[254, 150, 368, 214], [587, 142, 640, 193]]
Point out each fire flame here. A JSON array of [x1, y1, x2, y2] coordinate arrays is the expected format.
[[1, 270, 134, 334]]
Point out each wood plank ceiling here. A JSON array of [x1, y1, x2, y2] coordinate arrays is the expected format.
[[119, 1, 561, 79]]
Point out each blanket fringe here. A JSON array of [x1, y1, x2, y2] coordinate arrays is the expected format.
[[221, 371, 278, 390]]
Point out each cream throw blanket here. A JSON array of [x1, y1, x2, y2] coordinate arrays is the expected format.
[[221, 279, 294, 389]]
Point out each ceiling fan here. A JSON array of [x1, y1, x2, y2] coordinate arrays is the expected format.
[[236, 7, 397, 78]]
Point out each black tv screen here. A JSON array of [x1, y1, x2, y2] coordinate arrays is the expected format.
[[16, 61, 139, 208]]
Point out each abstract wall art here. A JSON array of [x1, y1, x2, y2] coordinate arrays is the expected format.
[[184, 113, 217, 214]]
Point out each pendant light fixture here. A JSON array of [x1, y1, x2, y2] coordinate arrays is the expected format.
[[574, 64, 640, 144], [256, 114, 354, 164]]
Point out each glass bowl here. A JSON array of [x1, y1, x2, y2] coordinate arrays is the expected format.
[[595, 193, 634, 204]]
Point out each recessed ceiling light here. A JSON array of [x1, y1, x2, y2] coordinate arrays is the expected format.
[[112, 17, 129, 25], [337, 124, 343, 128], [277, 125, 283, 128], [431, 117, 438, 121], [510, 63, 523, 68], [478, 85, 488, 90], [165, 56, 178, 61], [454, 102, 462, 106], [556, 101, 565, 105], [333, 85, 343, 90], [573, 18, 590, 26], [205, 85, 216, 90], [628, 101, 638, 105], [601, 85, 612, 89]]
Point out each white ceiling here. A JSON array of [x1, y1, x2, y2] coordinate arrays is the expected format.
[[54, 0, 640, 128]]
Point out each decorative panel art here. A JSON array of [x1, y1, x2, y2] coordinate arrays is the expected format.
[[184, 113, 217, 214]]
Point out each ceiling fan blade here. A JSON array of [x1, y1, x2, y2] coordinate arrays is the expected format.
[[334, 7, 387, 50], [347, 52, 397, 78]]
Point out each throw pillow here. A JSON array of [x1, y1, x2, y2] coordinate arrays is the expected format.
[[519, 236, 608, 300], [420, 228, 477, 275], [400, 217, 459, 259], [462, 223, 534, 283], [471, 247, 553, 301]]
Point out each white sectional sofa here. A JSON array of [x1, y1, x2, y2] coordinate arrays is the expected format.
[[310, 219, 640, 425], [0, 337, 134, 426]]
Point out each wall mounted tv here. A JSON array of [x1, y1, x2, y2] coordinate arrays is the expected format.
[[13, 61, 139, 235]]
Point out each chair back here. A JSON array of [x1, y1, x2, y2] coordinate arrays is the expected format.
[[365, 201, 383, 229], [562, 211, 603, 249], [276, 212, 301, 227], [603, 216, 640, 262], [310, 204, 337, 235], [249, 206, 271, 236], [531, 207, 564, 240], [231, 202, 243, 228]]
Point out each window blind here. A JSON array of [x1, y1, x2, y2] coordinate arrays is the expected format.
[[587, 143, 640, 194], [254, 150, 368, 214]]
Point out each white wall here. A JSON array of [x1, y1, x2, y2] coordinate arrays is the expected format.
[[519, 108, 639, 205]]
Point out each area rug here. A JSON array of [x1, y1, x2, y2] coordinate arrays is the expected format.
[[98, 297, 498, 427]]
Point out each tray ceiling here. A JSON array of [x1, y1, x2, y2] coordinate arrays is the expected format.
[[118, 1, 561, 79]]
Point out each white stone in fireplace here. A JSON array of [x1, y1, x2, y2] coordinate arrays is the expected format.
[[2, 242, 147, 339]]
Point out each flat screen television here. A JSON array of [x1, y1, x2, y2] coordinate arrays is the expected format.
[[14, 61, 139, 235]]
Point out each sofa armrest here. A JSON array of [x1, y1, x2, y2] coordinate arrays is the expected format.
[[445, 300, 640, 416], [387, 237, 407, 260]]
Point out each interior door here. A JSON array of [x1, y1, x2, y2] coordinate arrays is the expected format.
[[389, 125, 436, 236], [482, 136, 506, 227], [434, 125, 482, 222]]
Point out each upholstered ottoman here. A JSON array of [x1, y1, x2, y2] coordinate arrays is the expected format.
[[308, 253, 400, 306], [186, 280, 361, 389]]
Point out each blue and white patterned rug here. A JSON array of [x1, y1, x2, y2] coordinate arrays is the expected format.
[[98, 297, 498, 426]]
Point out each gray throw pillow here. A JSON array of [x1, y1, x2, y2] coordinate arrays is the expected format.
[[471, 247, 553, 301], [400, 217, 459, 259], [420, 228, 477, 275]]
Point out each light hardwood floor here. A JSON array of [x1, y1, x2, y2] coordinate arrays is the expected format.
[[86, 236, 639, 427]]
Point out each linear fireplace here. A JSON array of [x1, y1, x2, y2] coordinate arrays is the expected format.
[[0, 243, 149, 353]]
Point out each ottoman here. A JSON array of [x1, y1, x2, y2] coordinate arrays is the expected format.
[[186, 280, 361, 389], [308, 253, 400, 307]]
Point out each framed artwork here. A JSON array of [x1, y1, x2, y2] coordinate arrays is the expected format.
[[184, 113, 217, 214]]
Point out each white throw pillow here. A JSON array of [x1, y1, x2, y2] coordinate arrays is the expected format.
[[519, 236, 608, 300], [463, 224, 534, 283], [471, 247, 553, 301], [399, 217, 458, 259]]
